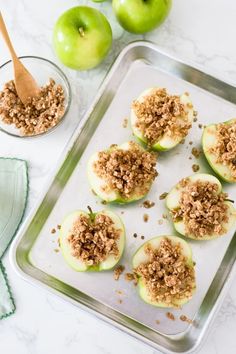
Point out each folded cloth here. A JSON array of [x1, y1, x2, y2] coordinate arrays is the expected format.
[[0, 158, 28, 319]]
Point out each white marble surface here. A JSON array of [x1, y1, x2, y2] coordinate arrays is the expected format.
[[0, 0, 236, 353]]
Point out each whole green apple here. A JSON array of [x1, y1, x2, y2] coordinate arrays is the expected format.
[[53, 6, 112, 70], [112, 0, 172, 34]]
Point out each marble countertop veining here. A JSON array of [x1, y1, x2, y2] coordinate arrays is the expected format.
[[0, 0, 236, 353]]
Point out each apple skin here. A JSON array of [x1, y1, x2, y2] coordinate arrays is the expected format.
[[112, 0, 172, 34], [53, 6, 112, 70]]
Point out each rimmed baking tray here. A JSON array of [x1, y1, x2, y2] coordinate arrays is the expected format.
[[10, 41, 236, 353]]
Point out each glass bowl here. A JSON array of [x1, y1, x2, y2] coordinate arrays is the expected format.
[[0, 56, 71, 138]]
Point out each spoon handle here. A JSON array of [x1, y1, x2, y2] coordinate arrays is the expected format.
[[0, 12, 18, 60]]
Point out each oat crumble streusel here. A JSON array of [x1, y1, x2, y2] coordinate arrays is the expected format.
[[0, 78, 65, 136], [132, 88, 192, 146], [93, 142, 158, 199], [67, 214, 121, 266], [114, 265, 125, 280], [134, 238, 195, 306], [172, 178, 229, 238], [210, 121, 236, 179]]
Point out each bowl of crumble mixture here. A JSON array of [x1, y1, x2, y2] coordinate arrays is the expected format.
[[0, 56, 71, 138]]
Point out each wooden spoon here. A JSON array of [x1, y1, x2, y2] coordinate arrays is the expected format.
[[0, 12, 40, 105]]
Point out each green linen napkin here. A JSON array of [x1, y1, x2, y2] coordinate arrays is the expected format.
[[0, 158, 28, 319]]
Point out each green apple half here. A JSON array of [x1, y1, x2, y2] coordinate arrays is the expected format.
[[131, 88, 194, 151], [132, 236, 196, 307], [202, 118, 236, 183], [166, 173, 236, 240], [53, 6, 112, 70], [112, 0, 172, 34], [87, 142, 157, 203], [60, 209, 125, 271]]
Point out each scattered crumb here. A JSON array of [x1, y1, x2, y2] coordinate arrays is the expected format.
[[115, 290, 123, 295], [158, 219, 163, 225], [57, 224, 61, 230], [114, 265, 125, 281], [162, 213, 168, 219], [122, 118, 128, 128], [121, 211, 124, 214], [189, 141, 193, 145], [143, 214, 149, 222], [117, 299, 123, 304], [191, 147, 201, 158], [124, 272, 138, 286], [192, 164, 200, 172], [184, 92, 189, 96], [198, 124, 203, 129], [180, 315, 193, 324], [91, 189, 97, 195], [57, 238, 61, 247], [133, 233, 138, 238], [193, 117, 198, 123], [142, 200, 155, 209], [141, 235, 145, 240], [54, 248, 60, 253], [155, 320, 160, 325], [166, 312, 175, 321], [180, 139, 185, 144], [51, 228, 56, 234], [189, 156, 192, 160], [159, 192, 168, 200], [193, 110, 198, 117], [101, 200, 107, 205]]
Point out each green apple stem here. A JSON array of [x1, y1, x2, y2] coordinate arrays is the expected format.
[[87, 205, 95, 221], [78, 27, 85, 37]]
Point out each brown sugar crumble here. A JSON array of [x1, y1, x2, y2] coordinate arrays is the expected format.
[[54, 248, 60, 253], [132, 88, 192, 146], [0, 79, 65, 136], [51, 228, 56, 234], [198, 124, 203, 129], [142, 200, 155, 209], [166, 312, 175, 321], [67, 214, 121, 266], [113, 265, 125, 281], [180, 315, 193, 324], [122, 118, 128, 128], [159, 192, 168, 200], [189, 141, 193, 145], [124, 272, 138, 285], [133, 233, 138, 238], [141, 235, 145, 240], [210, 121, 236, 179], [191, 147, 201, 158], [155, 320, 160, 325], [134, 238, 195, 306], [192, 164, 200, 172], [171, 178, 229, 238], [93, 142, 158, 200], [143, 214, 149, 222], [57, 224, 61, 230]]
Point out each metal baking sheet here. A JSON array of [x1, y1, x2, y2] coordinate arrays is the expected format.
[[10, 41, 236, 354]]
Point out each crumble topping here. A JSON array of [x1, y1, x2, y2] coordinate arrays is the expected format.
[[67, 214, 121, 266], [166, 312, 175, 321], [172, 178, 229, 238], [132, 88, 191, 145], [93, 142, 158, 199], [159, 192, 168, 200], [0, 79, 65, 136], [210, 121, 236, 179], [142, 200, 155, 208], [192, 164, 200, 172], [134, 238, 195, 306], [114, 265, 125, 280]]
